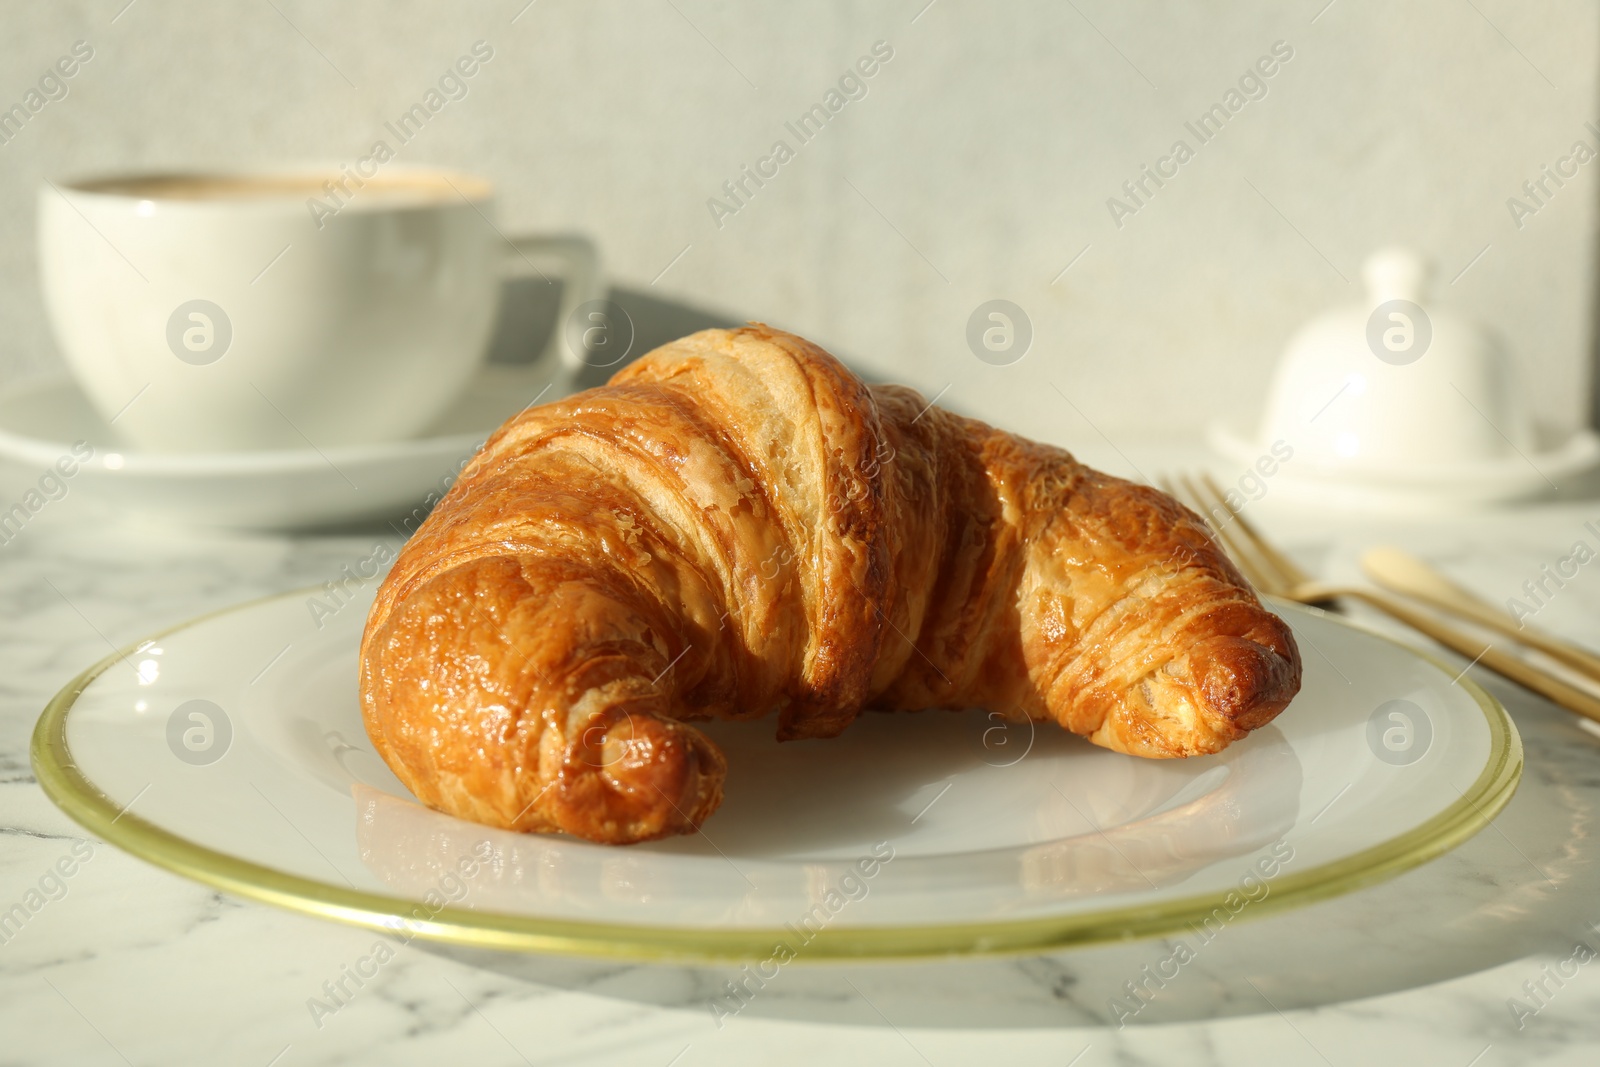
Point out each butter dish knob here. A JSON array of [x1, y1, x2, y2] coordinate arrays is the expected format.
[[1361, 247, 1432, 306]]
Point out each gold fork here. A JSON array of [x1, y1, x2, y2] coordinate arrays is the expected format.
[[1158, 472, 1600, 726]]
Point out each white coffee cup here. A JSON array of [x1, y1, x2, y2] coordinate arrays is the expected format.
[[37, 167, 600, 452]]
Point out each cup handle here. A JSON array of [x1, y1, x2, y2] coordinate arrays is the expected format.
[[501, 233, 604, 375]]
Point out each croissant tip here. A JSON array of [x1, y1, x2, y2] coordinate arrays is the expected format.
[[1193, 635, 1302, 738]]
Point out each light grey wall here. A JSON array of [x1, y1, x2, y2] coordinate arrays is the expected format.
[[1, 0, 1595, 450]]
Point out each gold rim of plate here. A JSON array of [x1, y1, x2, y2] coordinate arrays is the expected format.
[[31, 590, 1523, 962]]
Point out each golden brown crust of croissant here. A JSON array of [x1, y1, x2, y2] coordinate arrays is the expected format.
[[359, 325, 1301, 844]]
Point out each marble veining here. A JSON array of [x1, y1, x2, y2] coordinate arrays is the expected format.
[[2, 473, 1600, 1065]]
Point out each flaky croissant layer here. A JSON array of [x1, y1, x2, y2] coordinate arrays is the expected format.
[[360, 326, 1301, 844]]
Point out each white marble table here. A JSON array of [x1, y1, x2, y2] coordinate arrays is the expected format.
[[3, 454, 1600, 1067]]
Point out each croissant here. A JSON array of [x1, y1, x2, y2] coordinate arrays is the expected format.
[[360, 325, 1301, 845]]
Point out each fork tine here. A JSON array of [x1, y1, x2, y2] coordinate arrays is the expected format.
[[1175, 474, 1286, 596], [1184, 470, 1292, 598], [1198, 472, 1313, 586], [1156, 472, 1210, 535], [1159, 473, 1279, 595], [1157, 474, 1221, 535], [1153, 475, 1191, 520]]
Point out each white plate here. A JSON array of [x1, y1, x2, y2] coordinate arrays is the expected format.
[[33, 590, 1520, 960], [0, 363, 565, 530], [1208, 422, 1600, 511]]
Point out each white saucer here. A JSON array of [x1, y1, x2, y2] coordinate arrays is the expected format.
[[1208, 423, 1600, 512], [0, 364, 568, 530]]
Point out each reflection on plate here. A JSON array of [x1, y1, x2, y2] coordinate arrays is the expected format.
[[33, 590, 1519, 960], [350, 725, 1301, 921]]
